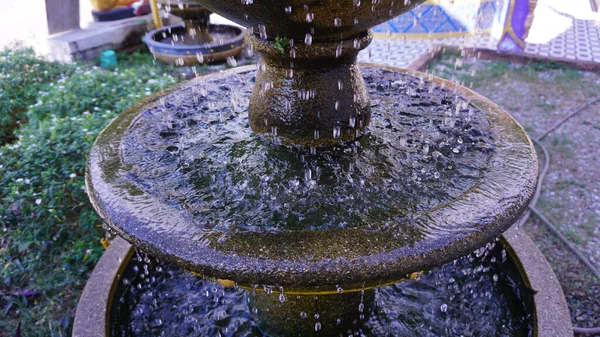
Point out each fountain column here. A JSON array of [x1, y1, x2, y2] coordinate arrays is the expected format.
[[248, 32, 373, 147], [249, 287, 376, 336]]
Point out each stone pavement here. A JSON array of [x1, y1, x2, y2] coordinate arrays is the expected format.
[[359, 0, 600, 68]]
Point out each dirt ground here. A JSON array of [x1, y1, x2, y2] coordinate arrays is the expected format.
[[430, 53, 600, 329]]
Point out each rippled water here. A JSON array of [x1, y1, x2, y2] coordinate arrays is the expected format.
[[118, 68, 494, 232], [111, 240, 533, 337]]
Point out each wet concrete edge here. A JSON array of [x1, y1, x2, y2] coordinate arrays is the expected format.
[[73, 237, 134, 337], [502, 225, 574, 337]]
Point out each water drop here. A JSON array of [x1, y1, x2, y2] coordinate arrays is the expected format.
[[333, 126, 341, 139], [304, 33, 313, 46], [300, 311, 308, 318], [440, 303, 448, 312], [305, 168, 312, 181], [336, 44, 343, 58], [285, 5, 292, 14], [315, 322, 322, 331], [306, 12, 314, 22], [334, 18, 342, 27], [258, 24, 267, 40], [226, 56, 237, 67]]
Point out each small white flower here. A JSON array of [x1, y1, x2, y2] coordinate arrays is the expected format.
[[35, 198, 42, 205], [69, 173, 77, 179], [16, 178, 23, 182]]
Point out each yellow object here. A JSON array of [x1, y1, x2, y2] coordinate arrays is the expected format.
[[101, 237, 111, 249], [149, 0, 163, 29], [217, 279, 236, 288], [90, 0, 118, 11]]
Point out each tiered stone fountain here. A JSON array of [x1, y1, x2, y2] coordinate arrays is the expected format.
[[74, 0, 573, 336]]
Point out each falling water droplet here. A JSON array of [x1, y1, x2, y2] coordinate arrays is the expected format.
[[226, 56, 237, 67], [333, 126, 341, 139], [335, 44, 343, 58], [300, 311, 308, 318], [285, 5, 292, 14], [195, 52, 204, 63], [349, 117, 355, 128], [304, 168, 312, 181], [334, 18, 342, 27], [279, 293, 286, 303], [440, 303, 448, 312], [258, 24, 267, 40], [306, 12, 314, 22], [315, 322, 322, 331], [304, 33, 313, 46]]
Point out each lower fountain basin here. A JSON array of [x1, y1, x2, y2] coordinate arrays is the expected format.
[[144, 24, 244, 65], [73, 226, 572, 336]]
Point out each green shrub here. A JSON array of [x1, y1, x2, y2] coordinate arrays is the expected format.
[[0, 45, 74, 144], [0, 48, 183, 336]]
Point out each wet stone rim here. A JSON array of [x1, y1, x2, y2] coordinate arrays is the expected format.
[[85, 64, 538, 288]]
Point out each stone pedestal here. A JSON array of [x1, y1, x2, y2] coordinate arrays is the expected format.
[[45, 0, 80, 35]]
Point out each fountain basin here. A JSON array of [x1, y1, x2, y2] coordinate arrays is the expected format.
[[144, 24, 244, 66], [72, 226, 572, 336], [86, 64, 538, 289]]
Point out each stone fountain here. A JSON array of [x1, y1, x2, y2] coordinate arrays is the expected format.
[[75, 0, 572, 336]]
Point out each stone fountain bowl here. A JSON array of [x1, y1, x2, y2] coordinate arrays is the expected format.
[[72, 226, 573, 337], [144, 24, 245, 65], [85, 64, 539, 289], [197, 0, 428, 40]]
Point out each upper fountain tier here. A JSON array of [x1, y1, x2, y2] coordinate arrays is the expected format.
[[86, 65, 537, 289], [198, 0, 427, 40]]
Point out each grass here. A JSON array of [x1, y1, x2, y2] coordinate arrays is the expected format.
[[430, 51, 600, 326], [0, 45, 185, 337]]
